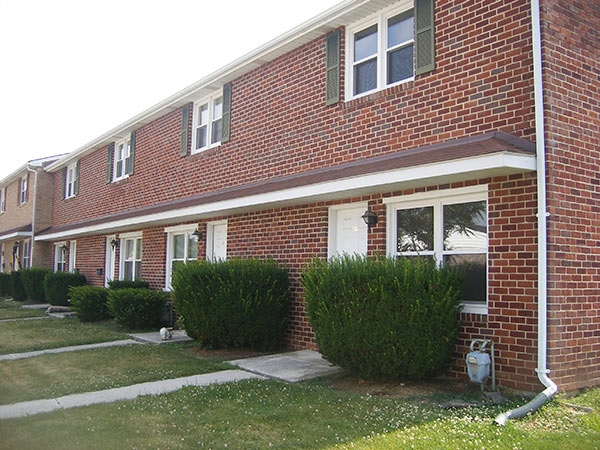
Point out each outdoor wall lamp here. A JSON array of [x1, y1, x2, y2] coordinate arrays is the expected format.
[[361, 207, 378, 230], [191, 227, 203, 240], [111, 238, 119, 249]]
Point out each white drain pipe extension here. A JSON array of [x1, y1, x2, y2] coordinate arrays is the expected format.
[[494, 0, 558, 425]]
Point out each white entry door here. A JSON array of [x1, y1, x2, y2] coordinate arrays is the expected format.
[[104, 236, 116, 287], [208, 222, 227, 261], [329, 205, 368, 258]]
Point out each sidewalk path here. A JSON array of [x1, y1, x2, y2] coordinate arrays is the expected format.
[[0, 339, 141, 361], [0, 370, 264, 419]]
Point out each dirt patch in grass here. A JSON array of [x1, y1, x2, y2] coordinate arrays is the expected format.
[[328, 374, 479, 399], [184, 346, 266, 361]]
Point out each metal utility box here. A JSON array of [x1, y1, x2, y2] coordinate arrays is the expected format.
[[466, 350, 491, 383]]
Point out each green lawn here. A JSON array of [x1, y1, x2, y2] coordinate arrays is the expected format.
[[0, 300, 47, 320], [0, 317, 129, 354], [0, 343, 231, 404], [0, 380, 598, 450]]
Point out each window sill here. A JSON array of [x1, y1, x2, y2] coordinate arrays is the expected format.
[[343, 79, 415, 110], [460, 302, 487, 316]]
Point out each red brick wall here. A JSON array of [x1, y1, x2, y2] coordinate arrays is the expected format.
[[542, 1, 600, 393]]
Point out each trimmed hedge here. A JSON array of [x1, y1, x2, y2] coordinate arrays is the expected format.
[[10, 271, 27, 301], [302, 255, 464, 380], [107, 288, 167, 329], [21, 268, 52, 302], [172, 258, 290, 351], [0, 273, 11, 297], [70, 286, 111, 322], [107, 279, 150, 290], [44, 272, 87, 306]]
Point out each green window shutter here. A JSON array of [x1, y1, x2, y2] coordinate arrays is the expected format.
[[180, 104, 190, 157], [415, 0, 435, 76], [221, 83, 232, 143], [127, 131, 136, 175], [325, 30, 340, 105], [74, 160, 80, 195], [106, 143, 114, 183], [61, 167, 67, 199]]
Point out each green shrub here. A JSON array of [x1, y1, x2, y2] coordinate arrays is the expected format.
[[302, 255, 464, 380], [20, 268, 52, 302], [70, 286, 111, 322], [107, 279, 150, 290], [43, 272, 87, 306], [107, 288, 168, 329], [0, 273, 11, 297], [10, 271, 27, 301], [172, 258, 290, 351]]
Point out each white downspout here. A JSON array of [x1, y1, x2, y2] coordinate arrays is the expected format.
[[26, 165, 39, 268], [494, 0, 558, 425]]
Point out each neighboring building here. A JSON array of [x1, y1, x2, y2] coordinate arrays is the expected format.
[[0, 155, 66, 273], [35, 0, 599, 394]]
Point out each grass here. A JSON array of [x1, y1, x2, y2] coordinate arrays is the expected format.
[[0, 380, 598, 450], [0, 343, 232, 404], [0, 300, 47, 320], [0, 317, 129, 354]]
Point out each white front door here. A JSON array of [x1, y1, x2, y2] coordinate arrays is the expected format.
[[208, 222, 227, 261], [329, 205, 368, 258], [105, 236, 116, 287]]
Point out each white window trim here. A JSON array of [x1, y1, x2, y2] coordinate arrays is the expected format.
[[164, 224, 199, 290], [119, 232, 142, 281], [54, 242, 67, 272], [384, 185, 488, 314], [65, 162, 78, 199], [0, 187, 5, 212], [19, 176, 28, 204], [22, 240, 31, 269], [113, 137, 131, 182], [345, 0, 414, 101], [191, 92, 223, 154]]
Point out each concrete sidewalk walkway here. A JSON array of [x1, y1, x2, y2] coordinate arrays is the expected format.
[[0, 370, 264, 419], [0, 339, 141, 361]]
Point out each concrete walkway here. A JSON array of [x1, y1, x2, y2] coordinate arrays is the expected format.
[[0, 331, 343, 419]]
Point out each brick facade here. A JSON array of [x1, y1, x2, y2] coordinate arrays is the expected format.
[[29, 0, 600, 394]]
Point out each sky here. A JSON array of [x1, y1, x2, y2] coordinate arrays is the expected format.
[[0, 0, 342, 181]]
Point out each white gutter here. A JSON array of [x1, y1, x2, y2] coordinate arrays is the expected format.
[[494, 0, 558, 425], [26, 165, 39, 267]]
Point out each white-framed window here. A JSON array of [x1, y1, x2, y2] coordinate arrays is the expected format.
[[164, 225, 199, 289], [192, 93, 223, 153], [346, 1, 414, 99], [22, 240, 30, 269], [0, 187, 5, 212], [65, 162, 78, 199], [19, 175, 28, 204], [54, 242, 67, 272], [120, 233, 142, 281], [113, 137, 132, 181], [385, 186, 488, 314]]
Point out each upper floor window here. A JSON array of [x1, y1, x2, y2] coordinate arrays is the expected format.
[[19, 175, 28, 204], [114, 137, 132, 181], [385, 186, 488, 314], [0, 187, 5, 212], [347, 5, 414, 99], [64, 161, 79, 199], [192, 94, 223, 153]]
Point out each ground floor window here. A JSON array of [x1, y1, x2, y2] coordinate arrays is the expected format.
[[165, 225, 199, 289], [385, 186, 488, 314], [120, 233, 142, 281], [22, 240, 30, 269]]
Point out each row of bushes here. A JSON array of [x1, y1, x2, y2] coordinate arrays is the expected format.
[[70, 284, 167, 330], [0, 269, 87, 305]]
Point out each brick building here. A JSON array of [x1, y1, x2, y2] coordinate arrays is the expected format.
[[33, 0, 599, 394], [0, 155, 65, 273]]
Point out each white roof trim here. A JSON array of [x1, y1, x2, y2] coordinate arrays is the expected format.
[[0, 231, 33, 242], [35, 151, 536, 241]]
